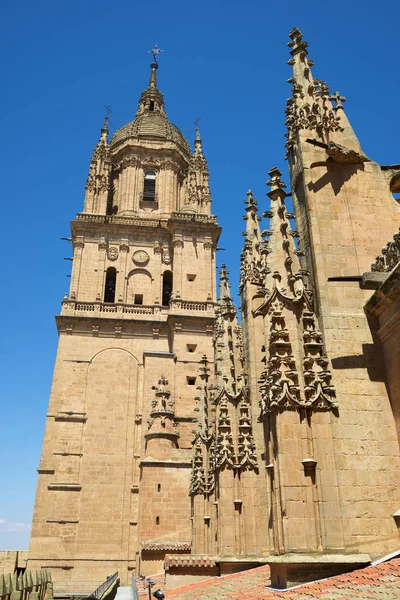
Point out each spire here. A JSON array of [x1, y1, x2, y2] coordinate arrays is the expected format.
[[256, 166, 337, 415], [239, 191, 269, 291], [101, 113, 109, 139], [83, 112, 111, 214], [219, 264, 233, 304], [264, 167, 305, 298], [215, 265, 244, 394], [149, 61, 158, 89], [285, 27, 362, 156], [136, 47, 165, 117], [185, 124, 212, 211]]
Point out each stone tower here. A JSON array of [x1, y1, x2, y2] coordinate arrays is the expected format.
[[28, 56, 220, 584]]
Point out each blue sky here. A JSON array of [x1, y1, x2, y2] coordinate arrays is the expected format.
[[1, 0, 399, 549]]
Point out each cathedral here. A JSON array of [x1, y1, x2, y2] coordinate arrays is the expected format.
[[28, 29, 400, 590]]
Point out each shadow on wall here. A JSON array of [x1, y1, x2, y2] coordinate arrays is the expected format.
[[331, 343, 386, 382], [308, 159, 365, 196]]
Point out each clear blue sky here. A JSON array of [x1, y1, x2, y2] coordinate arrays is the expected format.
[[1, 0, 399, 549]]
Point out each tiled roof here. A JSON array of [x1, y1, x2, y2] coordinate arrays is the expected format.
[[164, 555, 217, 569], [140, 541, 191, 552], [165, 558, 400, 599]]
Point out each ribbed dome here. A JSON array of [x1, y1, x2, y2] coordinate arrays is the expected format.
[[110, 112, 191, 156]]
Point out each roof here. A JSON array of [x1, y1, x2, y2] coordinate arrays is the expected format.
[[165, 558, 400, 599], [140, 541, 191, 552], [165, 555, 217, 569], [110, 114, 191, 156]]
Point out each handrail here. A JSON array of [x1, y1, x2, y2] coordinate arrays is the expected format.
[[84, 572, 119, 600]]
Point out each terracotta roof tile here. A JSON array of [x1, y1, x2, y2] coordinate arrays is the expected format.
[[165, 558, 400, 599]]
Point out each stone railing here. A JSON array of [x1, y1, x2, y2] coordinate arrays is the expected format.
[[171, 211, 218, 224], [75, 212, 218, 226], [61, 299, 215, 319], [61, 300, 160, 320], [75, 213, 168, 229], [0, 569, 52, 600], [170, 299, 215, 314], [371, 227, 400, 272]]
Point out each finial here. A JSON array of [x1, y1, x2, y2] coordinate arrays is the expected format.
[[102, 105, 111, 133], [329, 91, 346, 111], [288, 27, 307, 53], [245, 190, 258, 209], [219, 264, 230, 280], [266, 167, 287, 195]]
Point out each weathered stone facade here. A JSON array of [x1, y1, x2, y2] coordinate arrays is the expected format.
[[28, 31, 400, 590]]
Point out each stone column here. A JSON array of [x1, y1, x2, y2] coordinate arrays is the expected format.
[[69, 237, 84, 300], [96, 238, 107, 301], [172, 236, 184, 298], [203, 239, 214, 301], [116, 240, 129, 302]]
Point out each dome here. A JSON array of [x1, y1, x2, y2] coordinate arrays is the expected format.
[[110, 112, 191, 156]]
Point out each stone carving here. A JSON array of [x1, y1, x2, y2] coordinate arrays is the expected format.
[[189, 356, 215, 496], [215, 398, 235, 469], [371, 228, 400, 272], [172, 238, 184, 249], [184, 128, 212, 211], [326, 141, 369, 164], [237, 394, 258, 470], [239, 191, 270, 291], [73, 240, 85, 251], [132, 249, 150, 265], [84, 116, 111, 211], [285, 29, 344, 156], [107, 246, 119, 261], [145, 376, 179, 441], [254, 168, 336, 417], [162, 245, 171, 264]]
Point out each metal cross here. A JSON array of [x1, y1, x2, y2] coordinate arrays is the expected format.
[[149, 44, 164, 63], [329, 91, 346, 110]]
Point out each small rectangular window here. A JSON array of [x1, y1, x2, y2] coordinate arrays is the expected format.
[[134, 294, 143, 305], [187, 376, 196, 386], [187, 344, 197, 353], [156, 516, 160, 525], [187, 274, 196, 282]]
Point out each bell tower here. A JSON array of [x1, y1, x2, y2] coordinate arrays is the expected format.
[[28, 53, 221, 584]]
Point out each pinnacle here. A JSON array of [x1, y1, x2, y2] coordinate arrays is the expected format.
[[244, 189, 258, 209], [266, 167, 287, 195], [219, 264, 233, 300]]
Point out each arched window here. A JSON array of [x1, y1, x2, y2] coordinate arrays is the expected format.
[[162, 271, 173, 306], [143, 171, 156, 201], [104, 267, 117, 303]]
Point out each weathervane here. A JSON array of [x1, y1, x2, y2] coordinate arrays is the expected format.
[[194, 118, 201, 128], [148, 44, 164, 65]]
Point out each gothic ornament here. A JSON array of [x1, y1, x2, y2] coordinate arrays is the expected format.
[[254, 168, 336, 417]]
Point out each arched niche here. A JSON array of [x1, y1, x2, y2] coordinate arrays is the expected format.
[[127, 268, 153, 305]]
